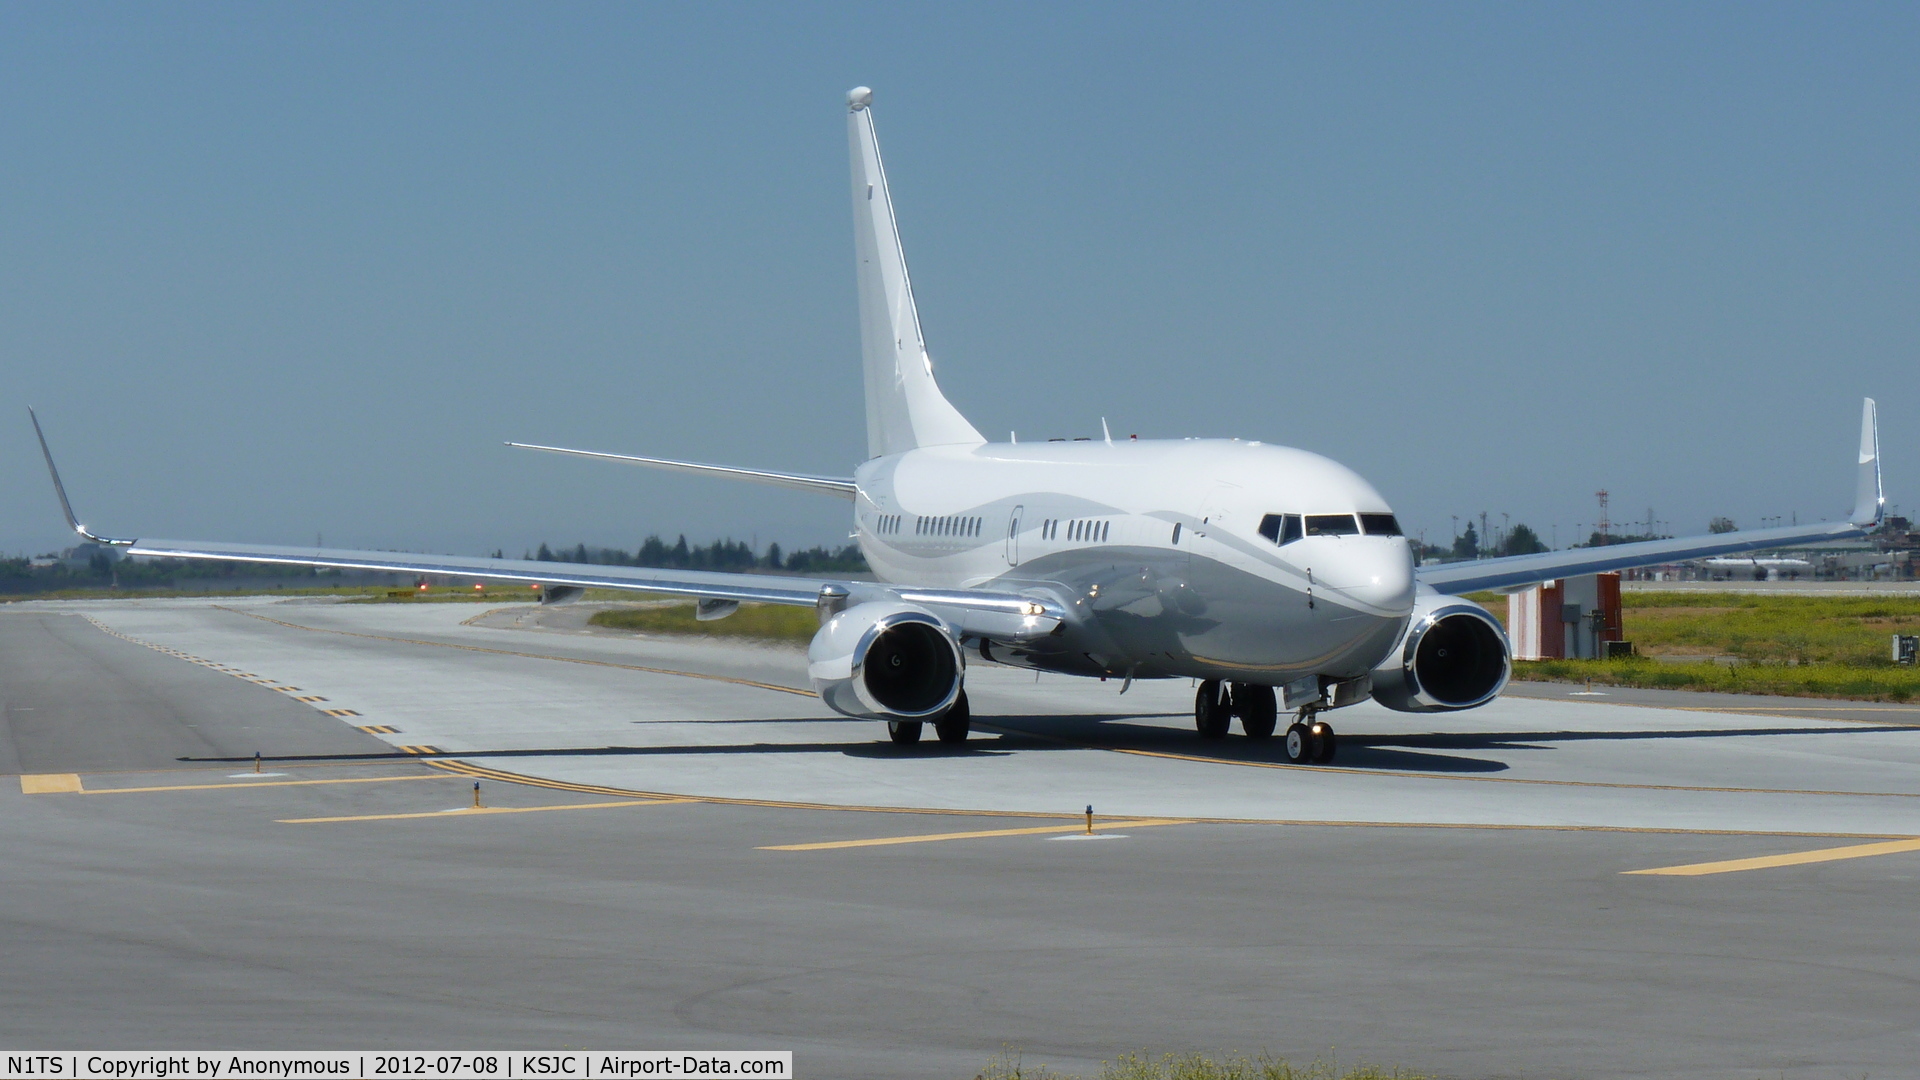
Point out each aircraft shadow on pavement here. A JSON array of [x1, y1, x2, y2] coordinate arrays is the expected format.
[[983, 714, 1511, 774], [1358, 724, 1920, 751]]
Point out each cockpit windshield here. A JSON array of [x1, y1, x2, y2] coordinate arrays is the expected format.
[[1259, 512, 1401, 545], [1305, 514, 1359, 537]]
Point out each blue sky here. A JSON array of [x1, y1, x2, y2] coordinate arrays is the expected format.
[[4, 4, 1916, 557]]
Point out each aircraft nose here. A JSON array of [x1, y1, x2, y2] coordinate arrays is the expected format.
[[1316, 539, 1416, 615]]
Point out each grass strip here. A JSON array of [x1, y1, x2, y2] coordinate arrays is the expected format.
[[590, 601, 817, 644], [1518, 657, 1920, 701]]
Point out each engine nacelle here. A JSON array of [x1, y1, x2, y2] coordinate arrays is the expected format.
[[1370, 591, 1511, 713], [807, 601, 964, 720]]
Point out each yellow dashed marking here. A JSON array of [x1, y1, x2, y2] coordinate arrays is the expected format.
[[357, 724, 399, 734], [294, 695, 327, 703], [398, 745, 442, 755], [322, 709, 361, 717], [20, 773, 83, 794], [760, 818, 1193, 851]]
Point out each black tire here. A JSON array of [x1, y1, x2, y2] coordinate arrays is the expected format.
[[1194, 680, 1230, 739], [1283, 722, 1313, 763], [887, 720, 923, 745], [1311, 721, 1337, 763], [1232, 683, 1278, 739], [935, 690, 971, 744]]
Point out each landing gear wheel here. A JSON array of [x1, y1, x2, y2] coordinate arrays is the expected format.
[[887, 720, 923, 745], [1310, 720, 1337, 763], [1194, 680, 1231, 739], [1284, 722, 1314, 764], [935, 690, 972, 744], [1231, 683, 1278, 739]]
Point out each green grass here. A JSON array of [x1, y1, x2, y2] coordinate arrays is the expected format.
[[1615, 593, 1920, 666], [345, 586, 539, 604], [589, 601, 818, 644], [1491, 590, 1920, 701], [974, 1051, 1425, 1080], [1519, 656, 1920, 701]]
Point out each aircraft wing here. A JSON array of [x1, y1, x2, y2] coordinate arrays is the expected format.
[[110, 537, 1061, 644], [28, 412, 1063, 644], [1418, 398, 1883, 595]]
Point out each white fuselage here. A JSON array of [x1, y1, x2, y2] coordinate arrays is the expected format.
[[851, 437, 1417, 684]]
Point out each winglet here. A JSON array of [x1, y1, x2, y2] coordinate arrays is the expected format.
[[27, 408, 135, 546], [1852, 397, 1883, 527]]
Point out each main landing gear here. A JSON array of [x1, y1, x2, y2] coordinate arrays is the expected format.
[[1195, 679, 1336, 763], [889, 689, 972, 746]]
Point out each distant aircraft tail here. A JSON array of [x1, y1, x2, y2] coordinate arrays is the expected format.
[[1852, 396, 1883, 526], [847, 87, 984, 459]]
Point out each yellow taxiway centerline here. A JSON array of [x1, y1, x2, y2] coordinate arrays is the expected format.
[[37, 774, 448, 796], [1625, 836, 1920, 876], [280, 798, 692, 823], [759, 817, 1193, 851]]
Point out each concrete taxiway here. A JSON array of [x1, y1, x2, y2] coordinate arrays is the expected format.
[[5, 596, 1920, 1079]]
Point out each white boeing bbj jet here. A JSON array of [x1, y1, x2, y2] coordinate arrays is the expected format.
[[33, 87, 1886, 764]]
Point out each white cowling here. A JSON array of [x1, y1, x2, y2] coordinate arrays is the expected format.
[[1370, 591, 1511, 713], [807, 601, 964, 720]]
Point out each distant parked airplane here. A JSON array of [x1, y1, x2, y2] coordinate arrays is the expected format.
[[33, 87, 1885, 763]]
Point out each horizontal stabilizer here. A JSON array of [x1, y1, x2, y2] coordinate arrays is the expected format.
[[507, 442, 856, 499]]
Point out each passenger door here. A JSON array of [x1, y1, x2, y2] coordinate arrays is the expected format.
[[1005, 505, 1024, 566]]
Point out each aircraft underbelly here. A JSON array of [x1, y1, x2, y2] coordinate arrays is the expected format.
[[956, 547, 1405, 684]]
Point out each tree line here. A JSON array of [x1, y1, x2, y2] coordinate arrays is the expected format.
[[526, 536, 868, 573]]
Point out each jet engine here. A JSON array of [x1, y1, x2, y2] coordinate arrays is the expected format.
[[807, 601, 964, 720], [1369, 591, 1510, 713]]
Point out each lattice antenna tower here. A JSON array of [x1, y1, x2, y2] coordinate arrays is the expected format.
[[1596, 489, 1610, 543]]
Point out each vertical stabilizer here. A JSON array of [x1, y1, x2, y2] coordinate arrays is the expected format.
[[848, 87, 984, 459], [1853, 397, 1883, 526]]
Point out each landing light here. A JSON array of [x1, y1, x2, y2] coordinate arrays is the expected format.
[[1018, 600, 1046, 616]]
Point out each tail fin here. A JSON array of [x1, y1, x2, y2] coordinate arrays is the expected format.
[[1852, 396, 1884, 526], [847, 87, 984, 459]]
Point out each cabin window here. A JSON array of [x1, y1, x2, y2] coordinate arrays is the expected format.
[[1171, 523, 1182, 544], [1360, 513, 1402, 537], [1306, 514, 1360, 537]]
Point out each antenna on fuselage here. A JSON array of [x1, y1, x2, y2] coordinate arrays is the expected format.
[[1100, 418, 1112, 445]]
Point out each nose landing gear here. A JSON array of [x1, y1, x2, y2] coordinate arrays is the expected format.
[[1283, 710, 1338, 764]]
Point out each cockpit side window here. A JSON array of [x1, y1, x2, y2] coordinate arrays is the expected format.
[[1258, 513, 1305, 545], [1359, 513, 1402, 537], [1305, 514, 1360, 537]]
